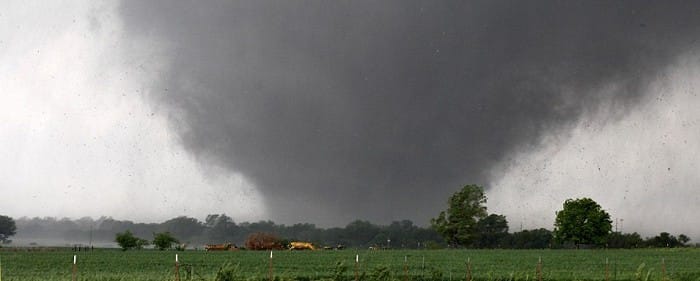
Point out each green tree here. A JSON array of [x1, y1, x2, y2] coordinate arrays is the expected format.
[[0, 215, 17, 244], [343, 220, 380, 247], [160, 216, 204, 241], [430, 184, 488, 247], [553, 198, 612, 247], [678, 234, 691, 246], [474, 214, 509, 248], [135, 237, 150, 249], [502, 228, 553, 249], [606, 232, 643, 248], [383, 220, 420, 248], [153, 232, 179, 250], [645, 232, 686, 248], [205, 214, 240, 242], [115, 230, 148, 251]]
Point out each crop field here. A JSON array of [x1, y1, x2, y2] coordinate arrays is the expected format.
[[1, 248, 699, 281]]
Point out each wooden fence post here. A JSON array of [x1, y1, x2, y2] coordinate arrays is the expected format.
[[175, 254, 180, 281], [72, 255, 77, 281], [269, 251, 274, 281], [404, 256, 408, 281], [466, 257, 472, 281], [605, 258, 609, 281], [661, 258, 666, 281], [355, 254, 359, 281]]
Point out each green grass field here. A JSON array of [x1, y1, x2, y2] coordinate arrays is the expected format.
[[1, 248, 699, 281]]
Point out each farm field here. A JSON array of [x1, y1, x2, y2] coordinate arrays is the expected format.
[[1, 248, 699, 281]]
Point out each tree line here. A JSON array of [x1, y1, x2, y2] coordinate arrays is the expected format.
[[10, 215, 445, 249], [429, 184, 693, 249], [1, 184, 693, 249]]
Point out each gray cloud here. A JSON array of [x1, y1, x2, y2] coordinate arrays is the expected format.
[[118, 1, 700, 226]]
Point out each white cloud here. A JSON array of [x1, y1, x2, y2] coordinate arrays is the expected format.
[[488, 54, 700, 241], [0, 1, 266, 223]]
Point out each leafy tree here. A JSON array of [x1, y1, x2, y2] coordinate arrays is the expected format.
[[205, 214, 239, 242], [430, 184, 488, 247], [135, 237, 150, 249], [159, 216, 204, 240], [384, 220, 420, 248], [474, 214, 509, 248], [115, 230, 148, 250], [649, 232, 673, 247], [343, 220, 381, 247], [554, 198, 612, 247], [645, 232, 688, 248], [502, 228, 553, 249], [153, 232, 179, 250], [244, 220, 281, 235], [606, 232, 643, 248], [0, 215, 16, 244], [281, 223, 321, 243]]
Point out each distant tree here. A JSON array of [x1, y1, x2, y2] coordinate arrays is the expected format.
[[159, 216, 204, 241], [135, 237, 150, 249], [205, 214, 240, 242], [115, 230, 148, 251], [554, 198, 612, 247], [431, 184, 488, 247], [282, 223, 320, 243], [606, 232, 643, 248], [678, 234, 691, 246], [369, 232, 390, 248], [12, 215, 453, 249], [343, 220, 381, 247], [244, 232, 284, 250], [153, 232, 179, 250], [383, 220, 420, 248], [646, 232, 686, 248], [322, 227, 348, 246], [245, 220, 281, 235], [502, 228, 553, 249], [0, 215, 17, 244], [474, 214, 509, 248]]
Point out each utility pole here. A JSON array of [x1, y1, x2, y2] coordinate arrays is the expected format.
[[620, 219, 624, 233]]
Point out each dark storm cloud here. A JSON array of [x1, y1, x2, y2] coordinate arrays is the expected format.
[[119, 1, 700, 226]]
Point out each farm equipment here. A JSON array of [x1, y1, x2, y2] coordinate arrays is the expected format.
[[289, 241, 315, 250], [204, 243, 238, 251]]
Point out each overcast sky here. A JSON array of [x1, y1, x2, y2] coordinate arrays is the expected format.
[[2, 1, 700, 240]]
